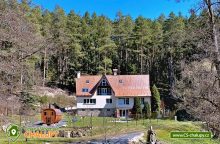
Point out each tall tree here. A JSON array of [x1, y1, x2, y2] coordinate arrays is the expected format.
[[151, 85, 161, 112], [142, 102, 151, 118], [96, 16, 116, 74], [0, 0, 46, 115], [49, 6, 69, 86], [113, 12, 134, 74], [66, 10, 83, 88], [133, 16, 152, 74], [132, 97, 142, 119], [176, 0, 220, 138]]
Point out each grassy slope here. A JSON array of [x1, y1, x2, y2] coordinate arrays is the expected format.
[[0, 115, 219, 144]]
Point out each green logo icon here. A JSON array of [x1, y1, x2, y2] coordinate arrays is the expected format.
[[6, 124, 21, 142]]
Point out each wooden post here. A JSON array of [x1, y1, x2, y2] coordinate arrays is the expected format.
[[90, 113, 93, 137], [126, 116, 128, 127], [136, 114, 137, 126], [147, 126, 157, 144]]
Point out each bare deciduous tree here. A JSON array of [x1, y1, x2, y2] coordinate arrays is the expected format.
[[0, 1, 47, 117], [176, 0, 220, 138]]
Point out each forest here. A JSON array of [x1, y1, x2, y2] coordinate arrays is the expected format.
[[0, 0, 220, 138]]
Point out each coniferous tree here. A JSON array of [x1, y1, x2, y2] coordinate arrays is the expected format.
[[151, 84, 161, 112], [96, 16, 116, 74], [142, 102, 151, 118], [132, 97, 142, 119], [50, 6, 69, 86]]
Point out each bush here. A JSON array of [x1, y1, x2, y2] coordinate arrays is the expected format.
[[142, 102, 151, 118], [151, 112, 158, 119], [132, 97, 142, 119], [151, 85, 161, 112]]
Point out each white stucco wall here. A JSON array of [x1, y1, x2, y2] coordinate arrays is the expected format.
[[115, 97, 134, 109], [77, 91, 116, 109], [77, 89, 151, 110], [115, 97, 151, 109]]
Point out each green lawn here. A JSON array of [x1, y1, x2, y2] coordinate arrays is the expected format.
[[0, 115, 219, 144]]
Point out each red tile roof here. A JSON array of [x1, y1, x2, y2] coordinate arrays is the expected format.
[[75, 75, 151, 97], [75, 75, 102, 96]]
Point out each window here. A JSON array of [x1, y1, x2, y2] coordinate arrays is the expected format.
[[82, 109, 85, 111], [82, 88, 89, 92], [141, 98, 145, 104], [51, 112, 54, 115], [118, 98, 129, 105], [90, 99, 96, 104], [44, 112, 47, 116], [101, 79, 107, 86], [102, 88, 107, 94], [107, 109, 111, 111], [106, 99, 112, 104], [83, 99, 96, 104], [86, 80, 90, 83], [125, 98, 129, 104], [98, 88, 112, 95], [119, 80, 123, 83]]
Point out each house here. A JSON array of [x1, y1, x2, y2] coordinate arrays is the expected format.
[[75, 69, 151, 118]]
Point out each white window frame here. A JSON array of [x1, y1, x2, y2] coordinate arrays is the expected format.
[[106, 98, 112, 104], [141, 98, 145, 104], [83, 99, 96, 104], [118, 98, 129, 105], [82, 88, 89, 92], [101, 79, 107, 86]]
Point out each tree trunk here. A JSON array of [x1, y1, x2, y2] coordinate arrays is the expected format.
[[205, 0, 220, 87], [43, 47, 47, 87], [141, 36, 143, 74], [168, 51, 174, 97]]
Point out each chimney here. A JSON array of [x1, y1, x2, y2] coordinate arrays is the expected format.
[[113, 69, 118, 76], [77, 71, 81, 78]]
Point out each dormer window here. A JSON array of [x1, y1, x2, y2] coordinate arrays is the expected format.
[[86, 80, 90, 83], [101, 79, 107, 86], [119, 80, 123, 83], [82, 88, 89, 92]]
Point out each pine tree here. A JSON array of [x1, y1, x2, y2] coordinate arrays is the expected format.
[[133, 16, 152, 74], [113, 12, 134, 74], [96, 16, 116, 74], [151, 84, 161, 112], [49, 6, 69, 86], [142, 102, 151, 118], [132, 97, 142, 119], [66, 10, 83, 87]]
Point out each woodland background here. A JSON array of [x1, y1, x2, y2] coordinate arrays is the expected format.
[[1, 0, 220, 138]]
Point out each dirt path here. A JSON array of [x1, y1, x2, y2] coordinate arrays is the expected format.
[[69, 131, 145, 144]]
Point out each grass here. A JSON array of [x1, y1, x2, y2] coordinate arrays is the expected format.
[[0, 114, 219, 144]]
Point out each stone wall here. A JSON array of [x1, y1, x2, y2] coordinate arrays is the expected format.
[[77, 108, 115, 117]]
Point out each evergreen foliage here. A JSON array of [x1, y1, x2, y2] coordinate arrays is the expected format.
[[132, 97, 142, 119], [151, 84, 161, 112], [0, 0, 213, 114], [142, 102, 151, 118]]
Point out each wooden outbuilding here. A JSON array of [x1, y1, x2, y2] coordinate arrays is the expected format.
[[41, 108, 62, 125]]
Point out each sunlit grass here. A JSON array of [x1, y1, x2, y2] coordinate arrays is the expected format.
[[0, 115, 219, 144]]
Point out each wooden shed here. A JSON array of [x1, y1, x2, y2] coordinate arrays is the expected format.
[[41, 108, 62, 125]]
